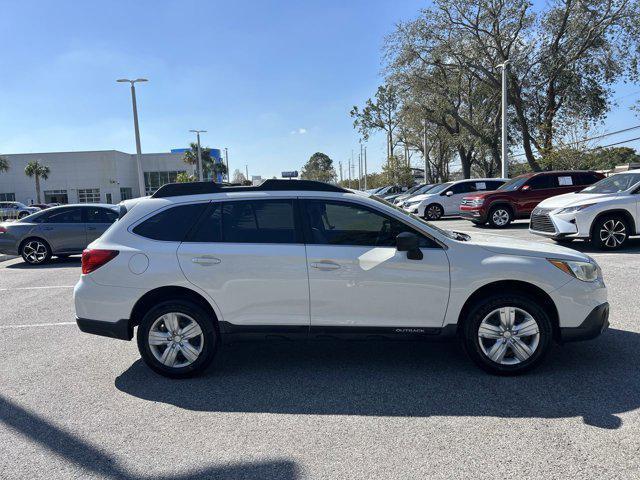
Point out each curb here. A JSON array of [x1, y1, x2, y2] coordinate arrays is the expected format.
[[0, 255, 17, 263]]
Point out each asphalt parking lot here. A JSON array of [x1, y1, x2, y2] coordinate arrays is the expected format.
[[1, 218, 639, 479]]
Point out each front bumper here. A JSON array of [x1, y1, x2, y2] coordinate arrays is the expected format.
[[460, 208, 487, 222], [559, 302, 609, 343]]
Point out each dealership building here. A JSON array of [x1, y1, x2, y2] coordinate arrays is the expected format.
[[0, 148, 224, 204]]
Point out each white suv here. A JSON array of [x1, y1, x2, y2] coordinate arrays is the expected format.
[[74, 180, 608, 378], [530, 170, 640, 250], [403, 178, 507, 220]]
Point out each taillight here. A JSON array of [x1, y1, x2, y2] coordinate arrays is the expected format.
[[0, 226, 6, 234], [82, 249, 119, 274]]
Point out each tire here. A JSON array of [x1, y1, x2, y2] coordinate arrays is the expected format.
[[424, 203, 444, 220], [487, 205, 513, 228], [461, 293, 553, 375], [137, 299, 218, 378], [20, 238, 52, 265], [591, 215, 629, 250]]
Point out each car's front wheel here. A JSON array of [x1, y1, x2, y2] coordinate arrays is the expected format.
[[487, 205, 513, 228], [20, 238, 51, 265], [424, 203, 444, 220], [137, 300, 218, 378], [462, 294, 553, 375], [592, 215, 629, 250]]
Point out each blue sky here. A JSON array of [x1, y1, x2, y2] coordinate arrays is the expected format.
[[1, 0, 639, 179]]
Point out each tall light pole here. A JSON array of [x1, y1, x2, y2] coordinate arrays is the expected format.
[[423, 119, 428, 184], [497, 60, 510, 179], [189, 130, 207, 182], [117, 78, 148, 196], [224, 147, 229, 182], [363, 145, 368, 190]]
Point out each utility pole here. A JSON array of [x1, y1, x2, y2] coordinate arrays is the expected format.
[[363, 146, 367, 190], [497, 60, 510, 179], [117, 78, 148, 197], [339, 161, 343, 184], [224, 147, 229, 182], [189, 129, 207, 182], [359, 141, 364, 190], [347, 157, 352, 188], [245, 164, 249, 183], [423, 119, 428, 184]]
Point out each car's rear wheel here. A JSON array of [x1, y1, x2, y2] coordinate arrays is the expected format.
[[137, 299, 218, 378], [487, 206, 513, 228], [592, 215, 629, 250], [462, 294, 553, 375], [424, 203, 444, 220], [20, 238, 51, 265]]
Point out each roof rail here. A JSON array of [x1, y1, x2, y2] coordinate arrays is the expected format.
[[151, 179, 349, 198]]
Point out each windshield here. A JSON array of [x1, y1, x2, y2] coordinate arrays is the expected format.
[[582, 173, 640, 194], [369, 194, 464, 241], [426, 182, 451, 194], [402, 184, 423, 195], [498, 176, 529, 191]]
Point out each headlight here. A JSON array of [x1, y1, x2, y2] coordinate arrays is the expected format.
[[405, 200, 421, 207], [466, 198, 484, 206], [548, 259, 600, 282], [556, 204, 595, 214]]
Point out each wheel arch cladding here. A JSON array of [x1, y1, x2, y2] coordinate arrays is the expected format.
[[457, 280, 560, 341], [130, 286, 219, 332]]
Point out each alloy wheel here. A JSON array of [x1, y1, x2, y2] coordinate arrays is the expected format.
[[426, 205, 442, 220], [22, 240, 48, 264], [148, 312, 204, 368], [599, 219, 626, 248], [491, 209, 510, 227], [477, 306, 540, 365]]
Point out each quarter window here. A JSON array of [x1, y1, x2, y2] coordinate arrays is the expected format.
[[133, 203, 207, 241], [303, 200, 433, 247]]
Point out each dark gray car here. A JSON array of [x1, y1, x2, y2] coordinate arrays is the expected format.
[[0, 204, 119, 265]]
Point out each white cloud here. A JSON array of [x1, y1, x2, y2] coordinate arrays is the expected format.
[[290, 128, 307, 135]]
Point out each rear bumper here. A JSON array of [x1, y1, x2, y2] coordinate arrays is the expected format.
[[559, 302, 609, 343], [76, 317, 133, 340], [0, 237, 19, 256]]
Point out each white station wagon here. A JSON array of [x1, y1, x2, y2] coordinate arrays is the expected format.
[[74, 180, 609, 378]]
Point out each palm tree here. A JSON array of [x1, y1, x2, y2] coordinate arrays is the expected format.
[[0, 156, 9, 174], [182, 143, 228, 182], [24, 160, 50, 203]]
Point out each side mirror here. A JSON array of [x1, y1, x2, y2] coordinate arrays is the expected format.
[[521, 185, 531, 191], [445, 191, 454, 197], [396, 232, 423, 260]]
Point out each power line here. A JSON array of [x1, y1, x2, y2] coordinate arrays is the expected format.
[[512, 124, 640, 158]]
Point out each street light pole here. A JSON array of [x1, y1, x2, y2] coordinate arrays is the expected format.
[[224, 147, 229, 182], [189, 130, 207, 182], [497, 60, 510, 179], [423, 119, 428, 184], [117, 78, 148, 197], [363, 146, 367, 190]]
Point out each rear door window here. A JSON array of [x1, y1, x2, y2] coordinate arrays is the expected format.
[[133, 203, 207, 241], [556, 175, 574, 187], [221, 200, 298, 244], [44, 208, 83, 223]]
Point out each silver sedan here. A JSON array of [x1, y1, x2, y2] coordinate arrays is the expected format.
[[0, 204, 119, 265]]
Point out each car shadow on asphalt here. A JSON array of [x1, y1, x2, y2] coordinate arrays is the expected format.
[[0, 395, 299, 479], [5, 256, 81, 269], [115, 328, 639, 430]]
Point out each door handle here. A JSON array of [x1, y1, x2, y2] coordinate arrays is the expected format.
[[310, 261, 341, 271], [191, 256, 221, 266]]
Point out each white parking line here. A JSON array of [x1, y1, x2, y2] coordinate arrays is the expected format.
[[0, 322, 76, 329], [0, 286, 74, 292]]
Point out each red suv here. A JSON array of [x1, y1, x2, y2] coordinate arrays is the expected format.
[[460, 170, 605, 228]]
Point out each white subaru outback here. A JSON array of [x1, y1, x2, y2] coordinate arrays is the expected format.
[[74, 180, 609, 378]]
